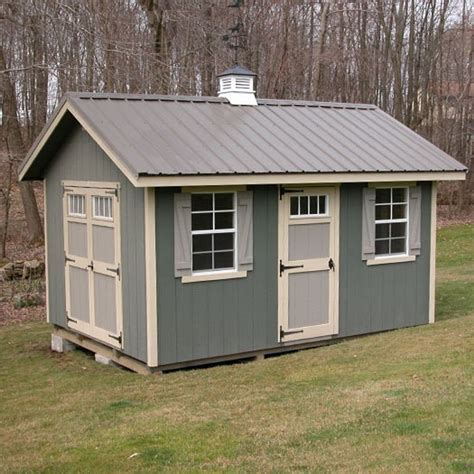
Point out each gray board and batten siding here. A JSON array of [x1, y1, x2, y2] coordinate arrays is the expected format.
[[44, 124, 148, 363], [156, 183, 432, 367]]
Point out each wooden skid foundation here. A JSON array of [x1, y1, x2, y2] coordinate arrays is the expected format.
[[52, 326, 155, 375]]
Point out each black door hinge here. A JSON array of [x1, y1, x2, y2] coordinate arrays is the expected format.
[[109, 332, 122, 345], [280, 186, 304, 200], [280, 325, 304, 340], [279, 259, 304, 277], [105, 188, 119, 201], [328, 258, 335, 271], [66, 312, 77, 324]]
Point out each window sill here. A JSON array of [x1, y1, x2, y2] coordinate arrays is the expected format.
[[366, 255, 416, 266], [182, 270, 247, 284]]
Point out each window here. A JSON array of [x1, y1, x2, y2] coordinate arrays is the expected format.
[[68, 194, 85, 217], [375, 187, 408, 256], [191, 193, 236, 272], [93, 196, 113, 220], [290, 194, 327, 217]]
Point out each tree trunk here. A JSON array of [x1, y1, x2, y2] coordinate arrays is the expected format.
[[0, 46, 44, 244]]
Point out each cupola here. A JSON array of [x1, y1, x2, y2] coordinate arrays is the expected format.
[[217, 65, 257, 106]]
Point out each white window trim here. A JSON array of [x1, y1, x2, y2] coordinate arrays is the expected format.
[[290, 193, 329, 219], [373, 186, 409, 259], [367, 255, 416, 266], [190, 191, 238, 276]]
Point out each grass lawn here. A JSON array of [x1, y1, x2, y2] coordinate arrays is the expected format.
[[0, 224, 473, 472]]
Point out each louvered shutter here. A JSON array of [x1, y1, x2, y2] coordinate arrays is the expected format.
[[409, 186, 422, 256], [174, 193, 192, 277], [362, 187, 376, 260], [237, 191, 253, 271]]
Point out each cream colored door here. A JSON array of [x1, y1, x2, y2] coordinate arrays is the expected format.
[[278, 186, 339, 342], [63, 183, 123, 349]]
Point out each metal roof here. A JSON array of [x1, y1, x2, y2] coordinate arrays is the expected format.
[[20, 92, 467, 181]]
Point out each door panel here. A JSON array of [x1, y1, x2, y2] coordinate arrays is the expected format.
[[288, 271, 329, 329], [279, 186, 339, 342], [93, 273, 117, 333], [63, 184, 122, 349], [288, 223, 330, 260], [69, 267, 90, 323], [92, 225, 115, 264], [68, 222, 88, 258]]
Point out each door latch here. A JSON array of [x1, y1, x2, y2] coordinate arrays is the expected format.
[[280, 325, 304, 340], [328, 258, 335, 271], [106, 266, 120, 280], [87, 261, 94, 271], [279, 259, 304, 277]]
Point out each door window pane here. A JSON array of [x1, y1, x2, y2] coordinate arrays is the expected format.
[[290, 194, 329, 217], [93, 196, 113, 220], [290, 197, 299, 215], [300, 196, 309, 215], [319, 196, 327, 214], [68, 194, 86, 217]]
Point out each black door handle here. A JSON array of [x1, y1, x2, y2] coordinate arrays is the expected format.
[[328, 258, 335, 271], [279, 259, 304, 277]]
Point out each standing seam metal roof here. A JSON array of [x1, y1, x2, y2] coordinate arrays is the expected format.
[[35, 92, 469, 177]]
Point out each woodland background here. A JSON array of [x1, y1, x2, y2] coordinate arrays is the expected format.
[[0, 0, 472, 259]]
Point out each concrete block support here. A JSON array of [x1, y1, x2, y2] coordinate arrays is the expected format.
[[95, 353, 119, 367], [51, 333, 76, 353]]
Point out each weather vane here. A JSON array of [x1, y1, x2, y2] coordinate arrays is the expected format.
[[222, 0, 246, 64]]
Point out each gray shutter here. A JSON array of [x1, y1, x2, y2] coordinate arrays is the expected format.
[[409, 186, 422, 256], [237, 191, 253, 271], [174, 193, 192, 277], [361, 187, 376, 260]]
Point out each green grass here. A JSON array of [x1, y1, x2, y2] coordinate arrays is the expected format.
[[0, 224, 473, 472]]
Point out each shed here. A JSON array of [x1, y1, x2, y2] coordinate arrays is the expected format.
[[19, 67, 467, 373]]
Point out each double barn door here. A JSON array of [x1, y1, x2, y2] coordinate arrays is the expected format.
[[63, 182, 123, 349]]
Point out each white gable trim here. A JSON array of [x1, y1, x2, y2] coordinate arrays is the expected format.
[[19, 101, 139, 187]]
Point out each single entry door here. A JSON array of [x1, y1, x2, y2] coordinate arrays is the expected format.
[[278, 186, 339, 342], [63, 182, 123, 349]]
